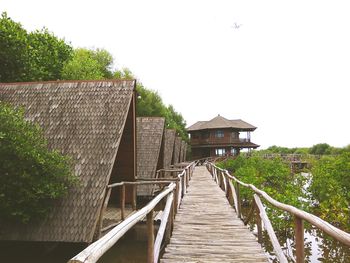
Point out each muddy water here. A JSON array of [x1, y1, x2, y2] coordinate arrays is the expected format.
[[0, 227, 149, 263]]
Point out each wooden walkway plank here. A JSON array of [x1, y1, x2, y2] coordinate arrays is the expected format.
[[161, 166, 268, 263]]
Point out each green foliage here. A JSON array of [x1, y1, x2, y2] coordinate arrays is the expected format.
[[62, 48, 114, 80], [309, 143, 332, 155], [309, 153, 350, 230], [136, 84, 188, 141], [217, 156, 308, 229], [0, 12, 30, 82], [218, 156, 306, 206], [27, 28, 73, 81], [0, 103, 77, 223], [0, 12, 73, 82]]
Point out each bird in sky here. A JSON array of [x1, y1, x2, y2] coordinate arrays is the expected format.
[[231, 22, 242, 29]]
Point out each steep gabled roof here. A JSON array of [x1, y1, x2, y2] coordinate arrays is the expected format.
[[163, 129, 176, 169], [136, 117, 165, 195], [187, 115, 256, 131], [0, 80, 136, 242], [172, 137, 182, 164]]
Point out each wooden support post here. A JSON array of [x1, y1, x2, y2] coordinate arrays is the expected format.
[[295, 216, 304, 263], [147, 210, 154, 263], [186, 168, 189, 188], [182, 174, 186, 196], [227, 180, 234, 206], [132, 184, 137, 210], [174, 180, 179, 213], [236, 182, 242, 219], [165, 203, 173, 244], [120, 184, 125, 220]]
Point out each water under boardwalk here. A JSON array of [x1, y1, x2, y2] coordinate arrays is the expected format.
[[161, 166, 268, 263]]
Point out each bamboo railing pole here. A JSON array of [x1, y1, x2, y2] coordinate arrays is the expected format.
[[254, 194, 288, 263], [154, 193, 174, 263], [147, 209, 154, 263], [295, 216, 305, 263], [120, 184, 125, 220]]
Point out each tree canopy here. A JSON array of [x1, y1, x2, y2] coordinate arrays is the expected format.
[[62, 48, 113, 80], [0, 12, 72, 82], [0, 11, 189, 146]]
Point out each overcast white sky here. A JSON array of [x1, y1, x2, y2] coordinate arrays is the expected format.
[[1, 0, 349, 149]]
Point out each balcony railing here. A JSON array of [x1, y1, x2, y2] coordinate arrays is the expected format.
[[190, 137, 251, 145]]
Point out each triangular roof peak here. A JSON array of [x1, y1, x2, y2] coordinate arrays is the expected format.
[[187, 115, 256, 131]]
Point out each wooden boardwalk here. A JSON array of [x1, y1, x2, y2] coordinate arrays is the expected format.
[[161, 166, 268, 263]]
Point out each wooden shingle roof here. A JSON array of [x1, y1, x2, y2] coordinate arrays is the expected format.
[[0, 80, 136, 243], [172, 137, 182, 164], [136, 117, 165, 195], [187, 115, 256, 131], [163, 129, 176, 169]]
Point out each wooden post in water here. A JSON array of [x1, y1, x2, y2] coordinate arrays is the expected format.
[[147, 209, 154, 263], [295, 216, 304, 263], [120, 184, 125, 220]]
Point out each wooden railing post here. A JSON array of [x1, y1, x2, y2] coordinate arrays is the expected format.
[[256, 203, 263, 243], [174, 180, 179, 213], [182, 173, 186, 196], [295, 216, 304, 263], [147, 209, 154, 263], [132, 184, 137, 210], [120, 184, 125, 220], [227, 179, 234, 206], [186, 168, 189, 188], [235, 182, 242, 219]]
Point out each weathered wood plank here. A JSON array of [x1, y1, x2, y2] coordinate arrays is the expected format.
[[161, 166, 268, 263]]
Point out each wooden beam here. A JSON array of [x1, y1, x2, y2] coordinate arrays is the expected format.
[[153, 193, 174, 263]]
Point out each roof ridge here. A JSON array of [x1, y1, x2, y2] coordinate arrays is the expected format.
[[0, 79, 136, 86]]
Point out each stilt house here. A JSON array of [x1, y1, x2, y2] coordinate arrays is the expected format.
[[187, 115, 259, 159]]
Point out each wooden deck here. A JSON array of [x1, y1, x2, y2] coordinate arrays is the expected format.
[[161, 166, 268, 263]]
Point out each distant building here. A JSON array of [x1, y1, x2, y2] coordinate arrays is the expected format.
[[187, 115, 259, 159]]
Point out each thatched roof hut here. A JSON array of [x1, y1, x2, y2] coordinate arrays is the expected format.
[[0, 80, 136, 243], [172, 137, 182, 165], [163, 129, 176, 169], [136, 117, 165, 196]]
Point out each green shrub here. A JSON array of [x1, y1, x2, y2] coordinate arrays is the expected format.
[[0, 102, 77, 223]]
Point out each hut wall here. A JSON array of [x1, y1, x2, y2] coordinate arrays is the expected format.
[[110, 95, 136, 203]]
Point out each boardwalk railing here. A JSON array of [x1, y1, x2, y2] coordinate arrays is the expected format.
[[68, 161, 196, 263], [206, 162, 350, 263]]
